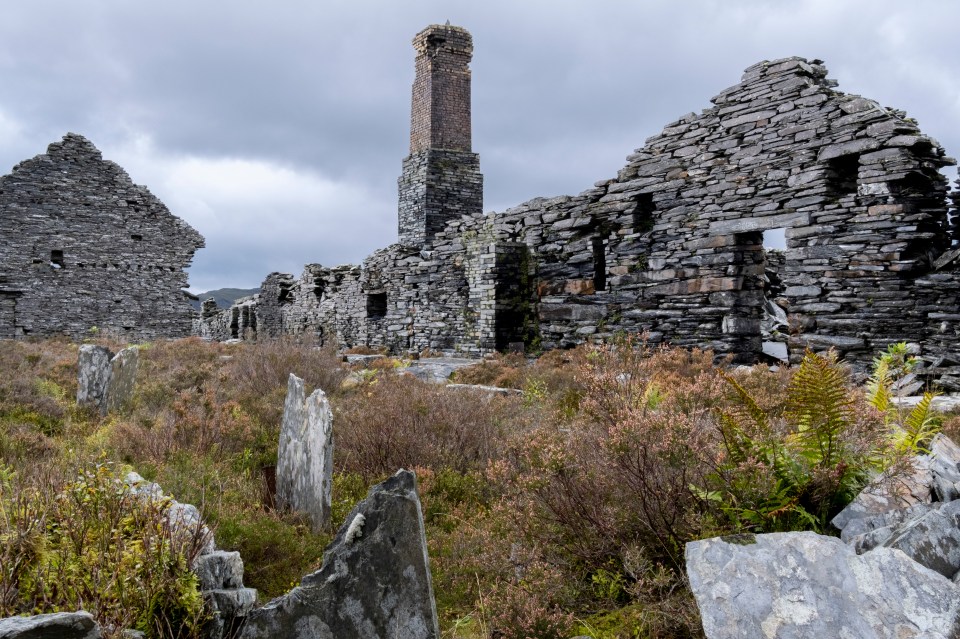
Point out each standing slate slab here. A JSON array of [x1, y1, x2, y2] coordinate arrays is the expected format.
[[276, 373, 333, 532], [77, 345, 113, 414], [76, 345, 139, 416], [106, 346, 138, 414], [239, 469, 440, 639]]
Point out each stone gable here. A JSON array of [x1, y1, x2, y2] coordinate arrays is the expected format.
[[0, 133, 204, 340]]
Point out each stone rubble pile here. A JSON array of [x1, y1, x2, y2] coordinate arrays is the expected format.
[[124, 472, 257, 639], [686, 433, 960, 638]]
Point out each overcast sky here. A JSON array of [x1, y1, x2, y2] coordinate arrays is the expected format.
[[1, 1, 958, 292]]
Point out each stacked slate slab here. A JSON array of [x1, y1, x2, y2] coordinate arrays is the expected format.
[[0, 134, 203, 340], [197, 35, 960, 369]]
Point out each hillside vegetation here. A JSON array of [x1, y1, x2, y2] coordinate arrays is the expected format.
[[0, 337, 951, 638]]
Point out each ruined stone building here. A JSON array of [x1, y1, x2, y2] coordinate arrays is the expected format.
[[198, 23, 960, 369], [0, 134, 204, 340]]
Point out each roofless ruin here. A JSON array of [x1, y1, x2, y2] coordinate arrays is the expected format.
[[199, 23, 960, 370]]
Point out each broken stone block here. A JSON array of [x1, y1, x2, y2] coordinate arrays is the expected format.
[[194, 551, 246, 590], [831, 458, 933, 534], [686, 531, 960, 638], [77, 344, 113, 414], [239, 469, 440, 639], [878, 500, 960, 579], [276, 373, 334, 532], [0, 611, 101, 639], [76, 345, 139, 416], [105, 346, 138, 414]]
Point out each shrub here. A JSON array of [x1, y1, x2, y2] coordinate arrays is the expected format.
[[0, 461, 207, 639], [335, 373, 517, 480]]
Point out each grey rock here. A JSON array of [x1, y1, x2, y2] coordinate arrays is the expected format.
[[445, 383, 522, 395], [843, 500, 938, 548], [77, 345, 139, 416], [194, 551, 246, 590], [403, 358, 479, 383], [239, 469, 440, 639], [277, 374, 334, 532], [686, 531, 960, 638], [105, 346, 138, 414], [0, 611, 101, 639], [878, 500, 960, 579], [831, 459, 933, 533], [166, 501, 215, 555], [206, 588, 258, 619], [77, 345, 112, 414]]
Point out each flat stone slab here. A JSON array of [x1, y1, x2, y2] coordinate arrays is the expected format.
[[0, 611, 101, 639], [686, 531, 960, 638], [402, 358, 479, 383]]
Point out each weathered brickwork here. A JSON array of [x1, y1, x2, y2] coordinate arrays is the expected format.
[[399, 24, 483, 249], [199, 25, 960, 369], [1, 134, 204, 340], [409, 24, 473, 154]]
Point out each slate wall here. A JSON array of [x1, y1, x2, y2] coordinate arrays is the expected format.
[[0, 134, 204, 340], [198, 52, 960, 368]]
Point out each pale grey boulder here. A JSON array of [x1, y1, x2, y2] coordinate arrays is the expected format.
[[276, 373, 333, 532], [239, 469, 440, 639], [0, 611, 101, 639], [686, 531, 960, 638], [76, 345, 112, 414], [76, 345, 139, 415]]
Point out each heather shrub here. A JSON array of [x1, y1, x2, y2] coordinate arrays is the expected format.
[[219, 337, 347, 428], [0, 460, 207, 639], [335, 373, 517, 480]]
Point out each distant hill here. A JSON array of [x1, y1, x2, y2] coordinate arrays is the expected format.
[[189, 287, 259, 311]]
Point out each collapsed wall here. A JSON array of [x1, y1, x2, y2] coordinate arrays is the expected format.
[[0, 134, 204, 340], [197, 25, 960, 367]]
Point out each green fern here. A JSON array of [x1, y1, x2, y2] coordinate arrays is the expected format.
[[867, 343, 942, 458], [784, 350, 853, 469], [892, 392, 941, 455]]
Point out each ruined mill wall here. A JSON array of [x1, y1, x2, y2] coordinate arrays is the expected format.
[[197, 25, 960, 368], [0, 134, 204, 340]]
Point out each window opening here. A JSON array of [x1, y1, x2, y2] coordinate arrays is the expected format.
[[367, 292, 387, 319], [632, 193, 656, 234], [592, 237, 607, 292], [826, 154, 860, 196], [50, 250, 64, 269]]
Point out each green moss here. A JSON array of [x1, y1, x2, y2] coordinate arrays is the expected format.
[[720, 533, 757, 545]]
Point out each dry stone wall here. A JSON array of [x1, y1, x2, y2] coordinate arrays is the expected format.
[[198, 25, 960, 369], [0, 134, 203, 341]]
